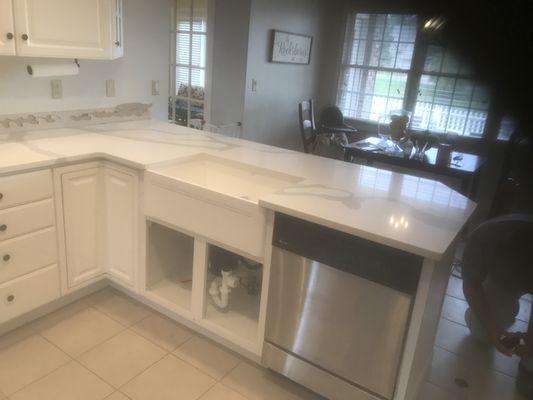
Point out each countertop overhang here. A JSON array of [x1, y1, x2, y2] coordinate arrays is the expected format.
[[1, 119, 476, 260]]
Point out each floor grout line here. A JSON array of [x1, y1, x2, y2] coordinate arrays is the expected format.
[[217, 359, 242, 383], [217, 381, 254, 400], [441, 314, 468, 327], [433, 343, 519, 380], [5, 332, 74, 398], [115, 347, 170, 391], [3, 283, 527, 400]]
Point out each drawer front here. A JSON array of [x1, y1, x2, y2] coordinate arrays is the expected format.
[[0, 265, 60, 324], [0, 199, 55, 241], [0, 227, 58, 283], [145, 177, 266, 259], [0, 170, 53, 210]]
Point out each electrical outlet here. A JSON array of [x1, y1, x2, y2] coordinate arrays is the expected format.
[[106, 79, 116, 97], [51, 79, 62, 99], [151, 80, 160, 96]]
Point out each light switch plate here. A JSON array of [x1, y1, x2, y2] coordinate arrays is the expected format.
[[151, 80, 160, 96], [51, 79, 62, 99], [251, 79, 258, 92], [106, 79, 116, 97]]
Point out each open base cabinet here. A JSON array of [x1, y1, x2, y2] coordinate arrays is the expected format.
[[144, 219, 269, 354]]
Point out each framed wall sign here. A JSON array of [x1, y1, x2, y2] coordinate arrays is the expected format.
[[270, 30, 313, 65]]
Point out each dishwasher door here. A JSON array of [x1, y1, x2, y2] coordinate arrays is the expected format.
[[264, 214, 422, 400], [266, 249, 412, 399]]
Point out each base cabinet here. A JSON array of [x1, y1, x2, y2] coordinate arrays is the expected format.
[[0, 169, 59, 325], [55, 162, 138, 292], [0, 265, 60, 324], [104, 167, 138, 287], [61, 166, 104, 288]]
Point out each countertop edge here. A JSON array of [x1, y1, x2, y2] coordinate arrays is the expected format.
[[258, 199, 471, 261]]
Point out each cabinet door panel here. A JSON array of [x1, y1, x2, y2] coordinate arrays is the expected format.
[[105, 168, 137, 287], [13, 0, 113, 59], [62, 167, 104, 288], [0, 0, 16, 55]]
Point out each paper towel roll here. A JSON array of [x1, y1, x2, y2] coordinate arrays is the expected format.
[[27, 61, 79, 78]]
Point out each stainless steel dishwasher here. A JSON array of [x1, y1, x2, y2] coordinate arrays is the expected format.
[[263, 213, 423, 400]]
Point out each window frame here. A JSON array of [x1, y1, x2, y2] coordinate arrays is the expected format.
[[336, 11, 493, 141], [169, 0, 214, 128], [337, 13, 418, 122]]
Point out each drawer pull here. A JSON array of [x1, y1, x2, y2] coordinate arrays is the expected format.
[[3, 254, 10, 262], [0, 224, 6, 232], [0, 192, 3, 200], [6, 294, 15, 303]]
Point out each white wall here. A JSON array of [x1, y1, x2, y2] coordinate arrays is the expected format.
[[0, 0, 170, 120], [241, 0, 326, 150], [209, 0, 250, 127]]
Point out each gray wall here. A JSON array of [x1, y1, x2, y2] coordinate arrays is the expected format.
[[209, 0, 251, 127], [240, 0, 327, 150], [0, 0, 170, 120]]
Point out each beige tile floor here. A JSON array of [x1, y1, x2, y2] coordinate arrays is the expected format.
[[0, 288, 321, 400], [0, 282, 530, 400], [424, 275, 531, 400]]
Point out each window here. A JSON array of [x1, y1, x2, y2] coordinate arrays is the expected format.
[[337, 13, 417, 121], [337, 13, 491, 138], [411, 45, 490, 136], [169, 0, 208, 128]]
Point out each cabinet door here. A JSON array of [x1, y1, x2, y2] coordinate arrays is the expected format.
[[62, 167, 104, 288], [111, 0, 123, 58], [13, 0, 114, 59], [0, 0, 16, 55], [104, 167, 138, 287]]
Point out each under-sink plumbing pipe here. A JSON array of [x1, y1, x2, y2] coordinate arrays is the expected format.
[[209, 270, 240, 310]]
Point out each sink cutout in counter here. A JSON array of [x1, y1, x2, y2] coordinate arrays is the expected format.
[[151, 154, 304, 203]]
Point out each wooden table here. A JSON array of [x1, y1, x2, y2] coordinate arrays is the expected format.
[[343, 137, 485, 199]]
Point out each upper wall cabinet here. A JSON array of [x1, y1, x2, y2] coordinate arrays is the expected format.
[[0, 0, 16, 55], [1, 0, 123, 59]]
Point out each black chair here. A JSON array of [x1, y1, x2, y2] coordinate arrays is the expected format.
[[318, 106, 357, 136], [298, 100, 318, 153]]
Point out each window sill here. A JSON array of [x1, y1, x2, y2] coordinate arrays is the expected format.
[[344, 117, 489, 155], [345, 117, 485, 140]]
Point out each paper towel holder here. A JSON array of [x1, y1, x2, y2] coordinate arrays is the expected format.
[[27, 59, 80, 77]]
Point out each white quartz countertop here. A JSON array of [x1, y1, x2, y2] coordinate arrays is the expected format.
[[1, 119, 476, 260]]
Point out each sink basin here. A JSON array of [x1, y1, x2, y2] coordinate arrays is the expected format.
[[151, 154, 303, 203]]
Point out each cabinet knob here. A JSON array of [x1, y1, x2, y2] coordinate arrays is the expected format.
[[6, 294, 15, 303], [115, 41, 120, 47], [6, 32, 13, 40], [3, 254, 10, 262], [0, 224, 7, 232], [21, 33, 29, 41]]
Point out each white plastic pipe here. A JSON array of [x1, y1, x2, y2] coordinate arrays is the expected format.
[[209, 270, 239, 310]]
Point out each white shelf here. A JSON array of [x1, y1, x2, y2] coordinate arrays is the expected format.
[[147, 278, 192, 311], [146, 221, 194, 312]]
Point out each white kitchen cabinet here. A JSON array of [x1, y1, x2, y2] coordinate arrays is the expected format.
[[0, 0, 16, 55], [11, 0, 123, 59], [60, 166, 105, 288], [104, 166, 137, 288], [54, 162, 138, 292], [0, 265, 60, 325]]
